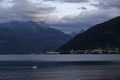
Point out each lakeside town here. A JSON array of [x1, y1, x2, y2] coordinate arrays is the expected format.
[[46, 48, 120, 54], [27, 48, 120, 54], [1, 48, 120, 55]]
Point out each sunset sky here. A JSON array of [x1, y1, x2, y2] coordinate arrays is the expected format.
[[0, 0, 120, 33]]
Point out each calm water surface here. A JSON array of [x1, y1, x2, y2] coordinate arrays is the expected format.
[[0, 61, 120, 80]]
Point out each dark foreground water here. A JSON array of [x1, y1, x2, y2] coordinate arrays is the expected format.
[[0, 61, 120, 80]]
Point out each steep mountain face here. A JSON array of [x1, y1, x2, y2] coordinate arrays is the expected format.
[[0, 21, 71, 54], [58, 16, 120, 51]]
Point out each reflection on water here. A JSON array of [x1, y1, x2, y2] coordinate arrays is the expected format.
[[0, 61, 120, 80]]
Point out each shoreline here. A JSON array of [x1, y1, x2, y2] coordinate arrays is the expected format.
[[0, 54, 120, 61]]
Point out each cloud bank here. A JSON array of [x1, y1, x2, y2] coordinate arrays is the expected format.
[[48, 0, 120, 33], [0, 0, 55, 22], [43, 0, 89, 3], [0, 0, 120, 34]]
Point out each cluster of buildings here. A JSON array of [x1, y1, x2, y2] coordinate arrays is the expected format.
[[57, 48, 120, 54], [29, 48, 120, 54], [64, 48, 120, 54]]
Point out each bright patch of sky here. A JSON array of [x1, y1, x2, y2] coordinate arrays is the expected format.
[[0, 0, 13, 8], [0, 0, 97, 18], [29, 0, 97, 18], [40, 1, 96, 17]]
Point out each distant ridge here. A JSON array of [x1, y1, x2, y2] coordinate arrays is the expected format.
[[0, 21, 71, 54], [58, 16, 120, 53]]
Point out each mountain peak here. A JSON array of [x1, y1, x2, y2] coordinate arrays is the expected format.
[[0, 20, 71, 53], [0, 21, 22, 27], [26, 20, 35, 23], [37, 21, 49, 29], [25, 20, 37, 25]]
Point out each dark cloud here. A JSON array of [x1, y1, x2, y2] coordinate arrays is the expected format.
[[63, 0, 89, 3], [12, 0, 55, 13], [0, 0, 3, 2], [93, 0, 120, 9], [0, 0, 56, 23], [80, 7, 87, 10], [0, 0, 3, 4], [43, 0, 89, 3]]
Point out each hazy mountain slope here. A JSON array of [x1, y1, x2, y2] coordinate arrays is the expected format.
[[0, 21, 71, 54], [58, 16, 120, 51]]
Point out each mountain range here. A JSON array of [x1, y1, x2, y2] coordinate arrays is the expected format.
[[58, 16, 120, 53], [0, 21, 71, 54]]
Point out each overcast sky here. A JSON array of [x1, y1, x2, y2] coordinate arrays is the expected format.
[[0, 0, 120, 34]]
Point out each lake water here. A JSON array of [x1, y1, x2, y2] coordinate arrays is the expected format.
[[0, 54, 120, 61], [0, 61, 120, 80]]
